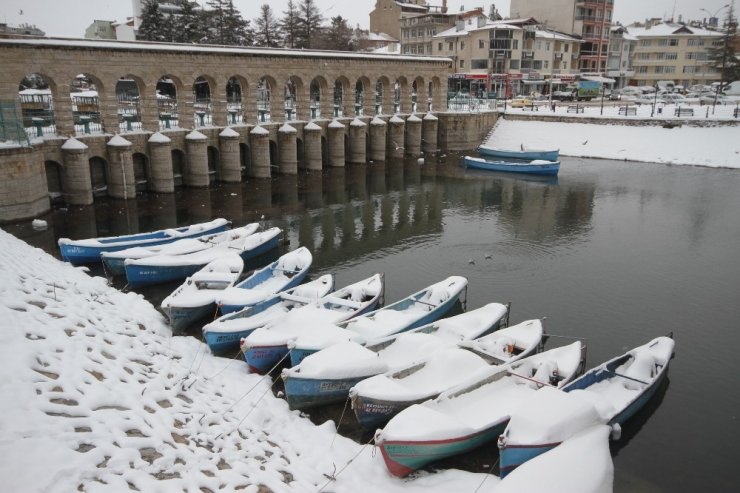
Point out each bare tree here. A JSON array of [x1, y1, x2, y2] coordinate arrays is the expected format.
[[254, 4, 281, 48]]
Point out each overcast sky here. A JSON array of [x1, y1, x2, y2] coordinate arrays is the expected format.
[[1, 0, 734, 38]]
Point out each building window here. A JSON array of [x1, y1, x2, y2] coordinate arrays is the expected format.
[[460, 59, 465, 68], [638, 53, 650, 60], [472, 59, 488, 69], [640, 39, 651, 47], [510, 60, 520, 69], [438, 42, 442, 51], [638, 66, 648, 73], [658, 39, 668, 46], [460, 41, 465, 49], [687, 39, 704, 46], [669, 39, 678, 46], [544, 60, 549, 69], [664, 66, 675, 73], [683, 66, 696, 73], [513, 39, 519, 49], [564, 44, 568, 52], [448, 42, 453, 50], [479, 39, 486, 49], [665, 53, 677, 60]]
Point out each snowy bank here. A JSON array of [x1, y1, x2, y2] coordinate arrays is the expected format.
[[485, 118, 740, 168], [0, 228, 498, 492]]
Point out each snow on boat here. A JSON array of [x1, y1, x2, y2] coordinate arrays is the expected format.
[[101, 222, 259, 276], [240, 273, 384, 374], [201, 275, 335, 354], [478, 145, 559, 162], [496, 425, 614, 493], [498, 335, 675, 477], [58, 218, 230, 265], [464, 156, 560, 176], [374, 341, 585, 477], [351, 318, 544, 430], [160, 254, 244, 331], [288, 276, 469, 367], [283, 303, 510, 411], [216, 246, 313, 315], [124, 227, 281, 287]]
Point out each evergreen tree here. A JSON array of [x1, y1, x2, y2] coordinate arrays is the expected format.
[[174, 0, 206, 44], [204, 0, 252, 46], [279, 0, 300, 48], [224, 0, 253, 46], [138, 0, 167, 41], [707, 4, 740, 90], [321, 15, 353, 51], [296, 0, 324, 49], [254, 4, 281, 47]]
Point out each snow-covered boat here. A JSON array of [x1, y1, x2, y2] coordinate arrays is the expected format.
[[160, 254, 244, 331], [498, 335, 675, 477], [287, 276, 469, 367], [374, 341, 585, 477], [351, 318, 544, 430], [101, 222, 259, 276], [240, 273, 385, 374], [464, 156, 560, 176], [282, 303, 510, 411], [478, 145, 559, 162], [58, 218, 230, 265], [201, 274, 335, 354], [216, 246, 313, 315], [123, 227, 281, 287]]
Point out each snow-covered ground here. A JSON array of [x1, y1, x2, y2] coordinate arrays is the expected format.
[[483, 106, 740, 169], [0, 228, 509, 492]]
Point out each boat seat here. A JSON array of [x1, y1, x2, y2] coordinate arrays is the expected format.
[[528, 360, 558, 389], [621, 352, 656, 390], [349, 286, 366, 302], [418, 286, 450, 311]]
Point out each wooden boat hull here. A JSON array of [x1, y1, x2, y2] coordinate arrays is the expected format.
[[59, 220, 229, 265], [378, 422, 506, 477], [218, 264, 305, 314], [464, 156, 560, 176], [125, 234, 279, 287], [242, 344, 290, 374], [478, 146, 559, 161], [351, 394, 427, 431], [164, 302, 217, 332], [283, 375, 370, 410]]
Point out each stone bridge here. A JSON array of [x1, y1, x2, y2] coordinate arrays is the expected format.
[[0, 37, 497, 223]]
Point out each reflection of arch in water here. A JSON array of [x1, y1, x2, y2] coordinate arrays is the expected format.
[[171, 149, 185, 187], [207, 145, 219, 183], [268, 140, 278, 169], [89, 156, 108, 198], [44, 160, 64, 202], [239, 143, 251, 178], [320, 136, 328, 167], [132, 152, 148, 192], [296, 138, 305, 166]]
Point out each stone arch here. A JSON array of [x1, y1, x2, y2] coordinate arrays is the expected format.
[[394, 76, 409, 114], [239, 142, 251, 178], [132, 152, 148, 192], [256, 75, 278, 123], [375, 76, 391, 115], [429, 76, 442, 112], [227, 75, 248, 125], [193, 75, 215, 127], [89, 156, 108, 198], [334, 76, 351, 118], [156, 75, 183, 130], [268, 139, 278, 169], [207, 145, 219, 183], [412, 76, 426, 113], [171, 148, 185, 187], [284, 76, 304, 121], [116, 75, 144, 133], [44, 160, 64, 201], [355, 76, 372, 117], [296, 137, 305, 166], [71, 73, 103, 135], [310, 76, 329, 119], [18, 73, 57, 137]]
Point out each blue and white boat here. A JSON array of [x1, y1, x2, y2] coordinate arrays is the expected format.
[[101, 222, 259, 276], [124, 227, 281, 287], [351, 318, 544, 430], [464, 156, 560, 176], [240, 273, 385, 374], [288, 276, 469, 367], [478, 144, 559, 162], [498, 334, 675, 478], [374, 341, 585, 477], [160, 254, 244, 331], [281, 303, 510, 411], [216, 246, 313, 315], [58, 218, 230, 265], [201, 274, 335, 354]]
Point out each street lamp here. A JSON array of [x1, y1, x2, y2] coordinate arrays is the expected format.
[[700, 4, 730, 23]]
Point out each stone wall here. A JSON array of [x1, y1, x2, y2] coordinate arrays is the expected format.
[[0, 146, 49, 222]]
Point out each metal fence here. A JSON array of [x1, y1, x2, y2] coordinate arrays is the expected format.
[[0, 101, 31, 147]]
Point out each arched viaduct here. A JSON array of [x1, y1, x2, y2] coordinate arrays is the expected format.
[[0, 37, 496, 223]]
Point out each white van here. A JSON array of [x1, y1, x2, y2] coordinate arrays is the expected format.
[[723, 81, 740, 96]]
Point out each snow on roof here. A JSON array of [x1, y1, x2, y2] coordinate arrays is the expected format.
[[396, 1, 428, 11], [328, 119, 345, 129], [407, 114, 422, 123], [389, 115, 405, 124], [186, 129, 207, 140], [148, 131, 171, 143], [304, 121, 322, 131], [107, 134, 132, 147], [435, 20, 522, 38], [367, 32, 398, 42], [250, 125, 269, 136], [350, 118, 367, 127], [371, 116, 387, 126], [627, 22, 722, 37], [423, 112, 438, 121], [61, 137, 88, 151], [219, 127, 240, 138], [279, 123, 297, 134], [0, 37, 451, 64]]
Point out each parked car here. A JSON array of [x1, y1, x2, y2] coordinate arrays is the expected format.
[[635, 95, 663, 105], [510, 96, 533, 108], [699, 94, 734, 105], [608, 90, 622, 101], [552, 90, 575, 101], [662, 93, 687, 104]]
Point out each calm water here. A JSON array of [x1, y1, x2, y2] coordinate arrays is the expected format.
[[6, 153, 740, 491]]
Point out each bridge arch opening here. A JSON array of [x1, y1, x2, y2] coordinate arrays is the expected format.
[[71, 74, 103, 136], [226, 76, 246, 125], [207, 145, 219, 183], [268, 139, 278, 169], [116, 76, 143, 133], [156, 75, 180, 130], [320, 136, 328, 166], [334, 77, 351, 118], [376, 77, 391, 115], [310, 77, 328, 119], [284, 77, 300, 121], [89, 156, 108, 198], [296, 137, 305, 166], [239, 143, 251, 178], [18, 73, 56, 138], [44, 160, 63, 202], [257, 76, 275, 123], [171, 149, 185, 187], [412, 77, 426, 113], [430, 77, 442, 111], [193, 76, 213, 127], [132, 152, 148, 192], [394, 77, 408, 114]]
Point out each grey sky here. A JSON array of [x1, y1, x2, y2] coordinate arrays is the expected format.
[[1, 1, 734, 38]]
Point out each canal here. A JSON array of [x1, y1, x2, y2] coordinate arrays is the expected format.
[[5, 152, 740, 492]]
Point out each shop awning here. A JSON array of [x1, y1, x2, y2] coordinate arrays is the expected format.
[[581, 75, 616, 84]]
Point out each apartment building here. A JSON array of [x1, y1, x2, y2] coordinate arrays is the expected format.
[[433, 16, 581, 97], [370, 0, 429, 41], [628, 22, 723, 87], [607, 26, 636, 88], [400, 6, 482, 56], [510, 0, 614, 73]]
